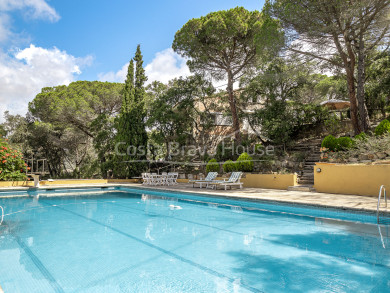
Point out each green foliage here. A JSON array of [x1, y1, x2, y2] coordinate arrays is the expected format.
[[321, 135, 338, 151], [173, 7, 283, 142], [314, 76, 348, 101], [146, 75, 215, 160], [254, 144, 264, 153], [0, 125, 6, 137], [375, 119, 390, 136], [29, 81, 123, 132], [267, 0, 389, 134], [354, 132, 367, 141], [27, 80, 123, 177], [173, 7, 283, 76], [114, 45, 148, 178], [0, 138, 27, 181], [328, 134, 390, 163], [337, 137, 353, 151], [215, 142, 235, 162], [206, 159, 219, 173], [242, 57, 330, 145], [322, 135, 354, 151], [235, 152, 254, 172], [223, 160, 237, 173], [250, 100, 328, 145], [366, 50, 390, 117], [324, 115, 342, 135], [90, 114, 116, 177]]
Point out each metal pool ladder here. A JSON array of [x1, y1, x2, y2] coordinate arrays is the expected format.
[[377, 185, 387, 224], [0, 205, 3, 226]]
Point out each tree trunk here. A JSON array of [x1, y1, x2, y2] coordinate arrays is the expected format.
[[346, 67, 361, 135], [227, 70, 242, 144], [356, 33, 370, 132]]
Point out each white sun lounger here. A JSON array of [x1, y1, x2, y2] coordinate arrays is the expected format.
[[207, 171, 243, 190], [189, 172, 218, 188]]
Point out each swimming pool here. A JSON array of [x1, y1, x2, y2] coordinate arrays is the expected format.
[[0, 187, 389, 292]]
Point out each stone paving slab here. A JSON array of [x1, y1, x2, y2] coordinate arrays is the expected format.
[[124, 183, 388, 214]]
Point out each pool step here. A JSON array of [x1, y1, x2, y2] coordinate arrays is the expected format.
[[288, 185, 316, 192]]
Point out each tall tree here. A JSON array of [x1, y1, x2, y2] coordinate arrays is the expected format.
[[172, 6, 283, 144], [365, 49, 390, 117], [267, 0, 390, 133], [241, 57, 330, 145], [114, 45, 148, 178], [146, 75, 216, 161], [29, 81, 123, 138], [28, 81, 123, 177]]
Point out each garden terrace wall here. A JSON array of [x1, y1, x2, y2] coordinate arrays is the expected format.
[[0, 181, 34, 187], [40, 179, 107, 185], [314, 163, 390, 196], [0, 179, 139, 187], [241, 173, 298, 190]]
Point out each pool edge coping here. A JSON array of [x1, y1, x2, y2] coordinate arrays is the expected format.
[[0, 183, 388, 217]]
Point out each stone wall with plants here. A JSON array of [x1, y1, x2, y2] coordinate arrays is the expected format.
[[320, 118, 390, 164], [204, 147, 305, 175]]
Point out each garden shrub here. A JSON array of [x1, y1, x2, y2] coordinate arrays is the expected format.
[[322, 135, 354, 151], [0, 138, 27, 181], [223, 160, 237, 173], [336, 137, 353, 151], [254, 143, 265, 154], [354, 132, 367, 141], [321, 135, 338, 151], [215, 142, 234, 161], [235, 152, 254, 172], [205, 159, 219, 173], [375, 119, 390, 136], [323, 115, 341, 135]]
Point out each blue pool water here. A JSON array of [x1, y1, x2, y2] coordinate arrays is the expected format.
[[0, 187, 389, 292]]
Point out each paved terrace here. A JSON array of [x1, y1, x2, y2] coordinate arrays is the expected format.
[[1, 182, 388, 215], [127, 183, 388, 214]]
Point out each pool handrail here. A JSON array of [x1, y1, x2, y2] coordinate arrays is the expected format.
[[377, 185, 387, 224], [0, 205, 3, 226]]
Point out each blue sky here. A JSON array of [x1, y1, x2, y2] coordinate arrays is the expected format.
[[0, 0, 265, 120]]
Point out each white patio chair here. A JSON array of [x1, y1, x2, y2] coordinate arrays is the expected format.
[[161, 172, 168, 185], [142, 173, 148, 185], [168, 172, 178, 185]]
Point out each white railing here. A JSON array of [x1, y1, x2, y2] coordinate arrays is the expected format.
[[377, 185, 387, 224], [141, 172, 178, 186], [25, 158, 49, 175]]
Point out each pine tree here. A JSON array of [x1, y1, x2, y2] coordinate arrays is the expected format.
[[113, 45, 148, 178]]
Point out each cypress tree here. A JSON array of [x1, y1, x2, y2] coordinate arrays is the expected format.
[[133, 44, 148, 160], [113, 45, 148, 178]]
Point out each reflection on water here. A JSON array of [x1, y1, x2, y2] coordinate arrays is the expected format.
[[0, 190, 389, 292], [315, 217, 390, 249]]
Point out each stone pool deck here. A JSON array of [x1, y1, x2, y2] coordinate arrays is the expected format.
[[126, 183, 388, 214], [1, 182, 388, 215]]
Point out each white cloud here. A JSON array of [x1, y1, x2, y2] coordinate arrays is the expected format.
[[0, 0, 59, 44], [0, 44, 92, 121], [98, 62, 128, 83], [145, 48, 190, 84], [0, 0, 59, 21], [98, 48, 191, 84]]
